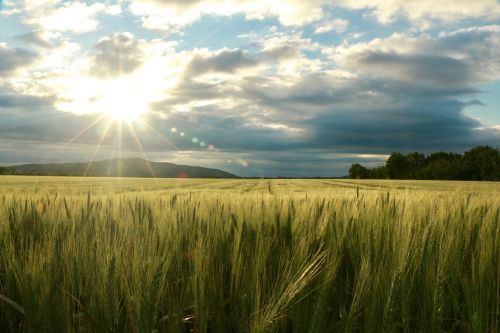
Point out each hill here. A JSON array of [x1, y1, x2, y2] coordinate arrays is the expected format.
[[1, 158, 238, 178]]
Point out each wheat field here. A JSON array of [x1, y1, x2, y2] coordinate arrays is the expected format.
[[0, 176, 499, 332]]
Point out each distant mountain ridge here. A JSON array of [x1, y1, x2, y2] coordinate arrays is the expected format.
[[0, 158, 238, 178]]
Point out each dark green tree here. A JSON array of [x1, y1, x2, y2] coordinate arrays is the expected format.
[[349, 163, 369, 179], [350, 146, 500, 180], [386, 153, 410, 179], [368, 165, 388, 179], [405, 152, 427, 179], [422, 152, 462, 180], [462, 146, 500, 180]]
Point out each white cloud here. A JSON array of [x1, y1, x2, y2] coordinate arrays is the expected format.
[[187, 48, 258, 76], [129, 0, 500, 31], [39, 2, 106, 33], [7, 0, 496, 34], [336, 0, 500, 27], [3, 1, 121, 33], [314, 18, 349, 34], [105, 4, 123, 16], [328, 26, 500, 82], [89, 32, 145, 78], [130, 0, 329, 31], [41, 36, 181, 118]]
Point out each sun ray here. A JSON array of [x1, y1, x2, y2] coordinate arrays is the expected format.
[[0, 113, 72, 132], [83, 119, 113, 177], [117, 120, 123, 177], [30, 114, 107, 165], [61, 114, 107, 147], [140, 120, 180, 151], [126, 122, 156, 178]]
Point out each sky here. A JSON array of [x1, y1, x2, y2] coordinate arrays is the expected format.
[[0, 0, 499, 177]]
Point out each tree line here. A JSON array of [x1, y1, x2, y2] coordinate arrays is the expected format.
[[349, 146, 500, 181]]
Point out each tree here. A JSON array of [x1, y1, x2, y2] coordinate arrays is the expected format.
[[386, 153, 410, 179], [462, 146, 500, 180], [422, 152, 462, 180], [348, 146, 500, 181], [368, 165, 388, 179], [405, 152, 427, 179], [349, 163, 369, 179]]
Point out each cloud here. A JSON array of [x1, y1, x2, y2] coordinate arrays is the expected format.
[[89, 32, 145, 78], [36, 2, 107, 33], [231, 71, 499, 154], [260, 31, 319, 59], [150, 26, 500, 160], [1, 98, 497, 176], [17, 30, 53, 49], [1, 5, 500, 177], [336, 0, 500, 27], [187, 48, 258, 76], [25, 35, 180, 119], [314, 18, 349, 34], [350, 52, 473, 85], [129, 0, 500, 31], [330, 26, 500, 83], [0, 94, 53, 109], [130, 0, 328, 31], [158, 32, 324, 116], [4, 0, 499, 36], [3, 1, 121, 33], [0, 44, 37, 74], [305, 99, 487, 153]]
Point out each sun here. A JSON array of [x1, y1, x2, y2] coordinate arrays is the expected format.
[[55, 76, 152, 123], [100, 89, 144, 122], [98, 79, 148, 122]]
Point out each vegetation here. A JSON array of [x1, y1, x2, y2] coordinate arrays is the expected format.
[[0, 176, 499, 332], [349, 145, 500, 180], [1, 158, 237, 178]]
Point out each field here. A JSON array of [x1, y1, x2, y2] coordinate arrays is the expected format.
[[0, 176, 499, 332]]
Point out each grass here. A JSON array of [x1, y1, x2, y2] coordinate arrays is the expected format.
[[0, 176, 499, 332]]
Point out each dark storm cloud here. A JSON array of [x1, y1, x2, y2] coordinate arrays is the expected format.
[[307, 102, 483, 153], [153, 71, 500, 164], [90, 32, 144, 78], [0, 45, 37, 74], [229, 70, 500, 153]]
